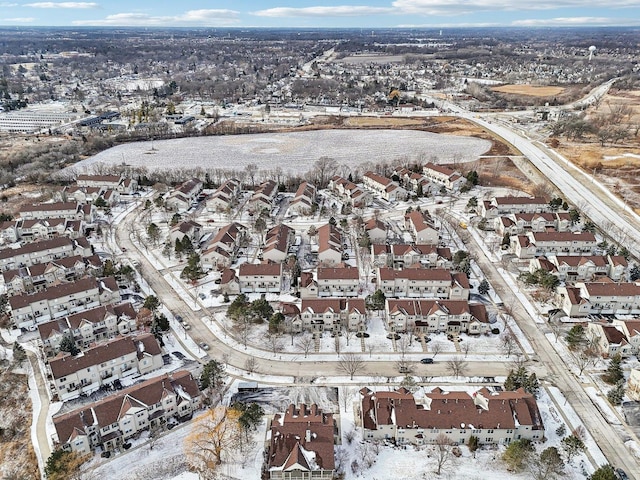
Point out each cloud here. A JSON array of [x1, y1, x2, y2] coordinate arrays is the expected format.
[[72, 9, 240, 26], [0, 17, 35, 22], [253, 1, 640, 19], [512, 16, 640, 26], [253, 6, 393, 17], [24, 2, 99, 8], [392, 0, 640, 15], [0, 3, 19, 6]]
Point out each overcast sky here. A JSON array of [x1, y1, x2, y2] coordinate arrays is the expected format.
[[1, 1, 639, 28]]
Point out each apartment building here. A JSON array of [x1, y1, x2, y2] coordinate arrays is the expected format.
[[9, 276, 120, 328], [371, 244, 452, 269], [385, 299, 490, 334], [376, 267, 469, 300], [262, 224, 295, 263], [405, 210, 439, 244], [37, 303, 138, 356], [362, 171, 407, 202], [2, 254, 95, 295], [361, 387, 544, 446], [238, 262, 283, 293], [266, 404, 336, 480], [49, 333, 164, 401], [248, 180, 278, 213], [557, 281, 640, 317], [481, 196, 549, 219], [423, 162, 467, 191], [296, 298, 367, 332], [206, 178, 241, 212], [288, 182, 317, 216], [165, 178, 203, 211], [53, 370, 201, 453], [0, 236, 92, 272], [316, 266, 360, 297], [512, 231, 597, 259], [316, 223, 343, 265], [328, 176, 371, 208]]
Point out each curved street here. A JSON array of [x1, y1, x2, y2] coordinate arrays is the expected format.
[[114, 206, 512, 380], [108, 89, 640, 477]]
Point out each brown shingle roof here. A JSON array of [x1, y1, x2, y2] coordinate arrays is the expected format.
[[268, 404, 335, 473], [49, 333, 159, 379]]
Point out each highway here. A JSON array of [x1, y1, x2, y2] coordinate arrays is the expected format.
[[109, 82, 640, 477]]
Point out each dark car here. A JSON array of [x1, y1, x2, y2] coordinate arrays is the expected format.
[[616, 468, 629, 480], [420, 358, 434, 364], [172, 351, 186, 360]]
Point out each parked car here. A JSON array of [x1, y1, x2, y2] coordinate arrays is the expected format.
[[199, 342, 210, 351], [420, 358, 434, 364], [172, 351, 186, 360], [616, 468, 629, 480]]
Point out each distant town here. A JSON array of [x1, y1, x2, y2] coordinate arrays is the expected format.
[[0, 26, 639, 480]]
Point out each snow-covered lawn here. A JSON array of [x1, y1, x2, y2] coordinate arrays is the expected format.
[[335, 384, 595, 480], [67, 130, 491, 175]]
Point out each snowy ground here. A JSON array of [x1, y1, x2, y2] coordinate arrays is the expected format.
[[66, 130, 491, 175], [337, 384, 595, 480]]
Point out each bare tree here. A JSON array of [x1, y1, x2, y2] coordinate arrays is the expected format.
[[367, 343, 375, 358], [337, 353, 366, 380], [344, 328, 356, 347], [501, 332, 518, 357], [338, 386, 352, 412], [244, 357, 257, 374], [431, 340, 443, 358], [434, 433, 455, 475], [267, 332, 283, 355], [446, 356, 468, 379], [461, 341, 473, 358], [297, 334, 315, 358], [396, 335, 410, 356], [396, 356, 414, 375], [313, 156, 338, 187]]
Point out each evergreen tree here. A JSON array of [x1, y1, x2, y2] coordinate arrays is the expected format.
[[561, 434, 586, 462], [268, 312, 284, 333], [465, 170, 479, 185], [630, 264, 640, 281], [478, 279, 490, 295], [45, 449, 86, 480], [143, 295, 161, 312], [589, 465, 617, 480], [12, 342, 26, 364], [59, 334, 80, 356], [603, 354, 623, 384], [251, 297, 274, 322], [504, 366, 540, 397], [607, 380, 625, 405], [181, 253, 205, 281], [565, 325, 586, 350], [502, 439, 533, 472], [200, 360, 227, 390]]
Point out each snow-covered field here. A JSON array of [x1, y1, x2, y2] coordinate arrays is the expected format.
[[67, 130, 491, 174]]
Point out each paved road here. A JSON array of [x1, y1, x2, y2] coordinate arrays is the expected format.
[[458, 195, 640, 478], [27, 351, 51, 472], [115, 204, 512, 380]]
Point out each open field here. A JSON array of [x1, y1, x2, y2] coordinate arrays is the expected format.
[[553, 88, 640, 212], [67, 129, 492, 174], [491, 84, 566, 96], [336, 54, 408, 64], [344, 117, 427, 127]]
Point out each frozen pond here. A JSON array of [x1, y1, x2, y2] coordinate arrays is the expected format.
[[69, 129, 491, 174]]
